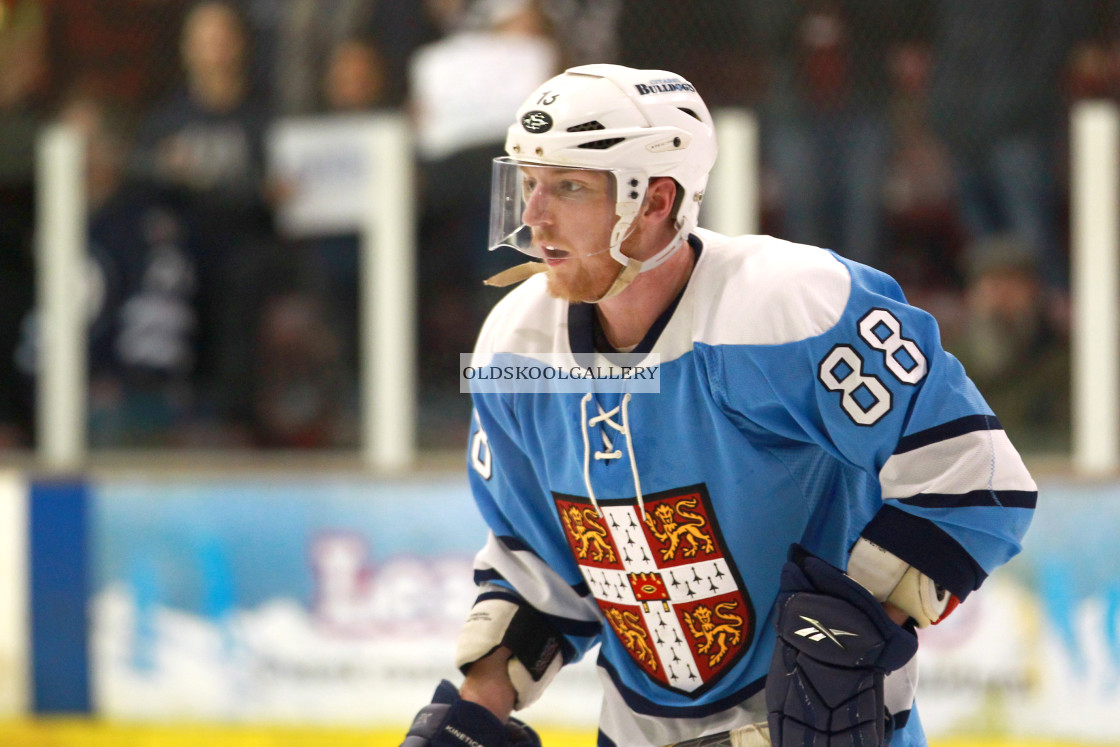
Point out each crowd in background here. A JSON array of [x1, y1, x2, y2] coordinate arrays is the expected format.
[[1, 0, 1118, 455]]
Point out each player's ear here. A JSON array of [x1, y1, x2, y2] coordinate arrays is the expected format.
[[643, 177, 678, 222]]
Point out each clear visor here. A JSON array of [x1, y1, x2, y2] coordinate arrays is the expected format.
[[488, 157, 620, 258]]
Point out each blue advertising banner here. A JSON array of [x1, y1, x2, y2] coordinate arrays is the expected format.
[[89, 473, 493, 723], [30, 478, 90, 714], [18, 469, 1107, 738], [914, 478, 1120, 741]]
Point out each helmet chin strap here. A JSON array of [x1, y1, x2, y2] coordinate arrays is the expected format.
[[482, 260, 549, 288], [481, 231, 687, 298], [588, 217, 690, 302], [482, 221, 690, 303]]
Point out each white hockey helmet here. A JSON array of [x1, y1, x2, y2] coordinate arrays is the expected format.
[[487, 64, 717, 297]]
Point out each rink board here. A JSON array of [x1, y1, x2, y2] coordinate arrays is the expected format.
[[0, 470, 1118, 743], [0, 721, 1113, 747]]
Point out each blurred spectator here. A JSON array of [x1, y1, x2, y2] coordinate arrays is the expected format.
[[880, 35, 967, 294], [753, 0, 903, 270], [1068, 43, 1118, 101], [422, 0, 470, 31], [266, 34, 394, 448], [614, 0, 761, 226], [58, 92, 201, 447], [246, 0, 376, 114], [945, 234, 1071, 454], [253, 293, 346, 448], [46, 0, 190, 110], [132, 0, 284, 443], [1066, 1, 1120, 101], [322, 36, 388, 113], [239, 0, 437, 113], [312, 34, 390, 339], [407, 0, 559, 410], [618, 0, 759, 107], [927, 0, 1095, 291], [410, 0, 559, 167], [133, 1, 272, 213], [306, 34, 391, 335], [541, 0, 621, 67], [0, 0, 49, 447]]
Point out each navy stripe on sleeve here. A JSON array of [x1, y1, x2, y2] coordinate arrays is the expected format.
[[473, 565, 593, 599], [497, 533, 539, 555], [861, 504, 987, 598], [899, 489, 1037, 510], [476, 589, 523, 605], [894, 414, 1002, 455], [470, 590, 596, 662], [495, 534, 593, 597], [474, 567, 505, 586], [544, 613, 602, 641]]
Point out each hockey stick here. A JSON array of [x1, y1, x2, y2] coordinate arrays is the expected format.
[[662, 723, 769, 747], [662, 733, 733, 747]]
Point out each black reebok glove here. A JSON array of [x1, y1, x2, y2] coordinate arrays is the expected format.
[[766, 546, 919, 747], [401, 680, 541, 747]]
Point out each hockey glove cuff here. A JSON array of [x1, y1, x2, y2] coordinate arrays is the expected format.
[[401, 680, 542, 747], [457, 594, 565, 709], [846, 537, 960, 628], [766, 545, 918, 747]]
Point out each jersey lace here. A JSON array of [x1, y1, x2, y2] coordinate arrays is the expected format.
[[580, 392, 646, 518]]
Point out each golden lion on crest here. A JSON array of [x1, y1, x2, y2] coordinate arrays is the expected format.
[[562, 505, 617, 563], [643, 497, 716, 561], [683, 601, 743, 667]]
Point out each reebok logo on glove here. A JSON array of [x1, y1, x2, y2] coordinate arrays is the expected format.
[[793, 615, 858, 647]]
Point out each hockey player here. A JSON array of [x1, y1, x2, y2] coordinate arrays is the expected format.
[[402, 64, 1036, 747]]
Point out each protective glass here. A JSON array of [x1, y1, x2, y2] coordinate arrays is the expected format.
[[488, 157, 619, 257]]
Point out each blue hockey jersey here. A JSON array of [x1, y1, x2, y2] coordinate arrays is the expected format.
[[465, 229, 1036, 747]]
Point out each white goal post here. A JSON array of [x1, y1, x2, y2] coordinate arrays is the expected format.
[[35, 124, 87, 471], [1071, 100, 1120, 475], [707, 108, 760, 237]]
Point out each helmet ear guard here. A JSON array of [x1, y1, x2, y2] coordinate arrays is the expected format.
[[606, 173, 645, 266]]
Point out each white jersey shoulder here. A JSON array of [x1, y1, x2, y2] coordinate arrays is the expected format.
[[472, 231, 853, 363], [688, 229, 852, 347], [473, 272, 566, 361]]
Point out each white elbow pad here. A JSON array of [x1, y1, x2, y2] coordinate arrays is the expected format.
[[455, 595, 564, 709], [846, 538, 957, 628]]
